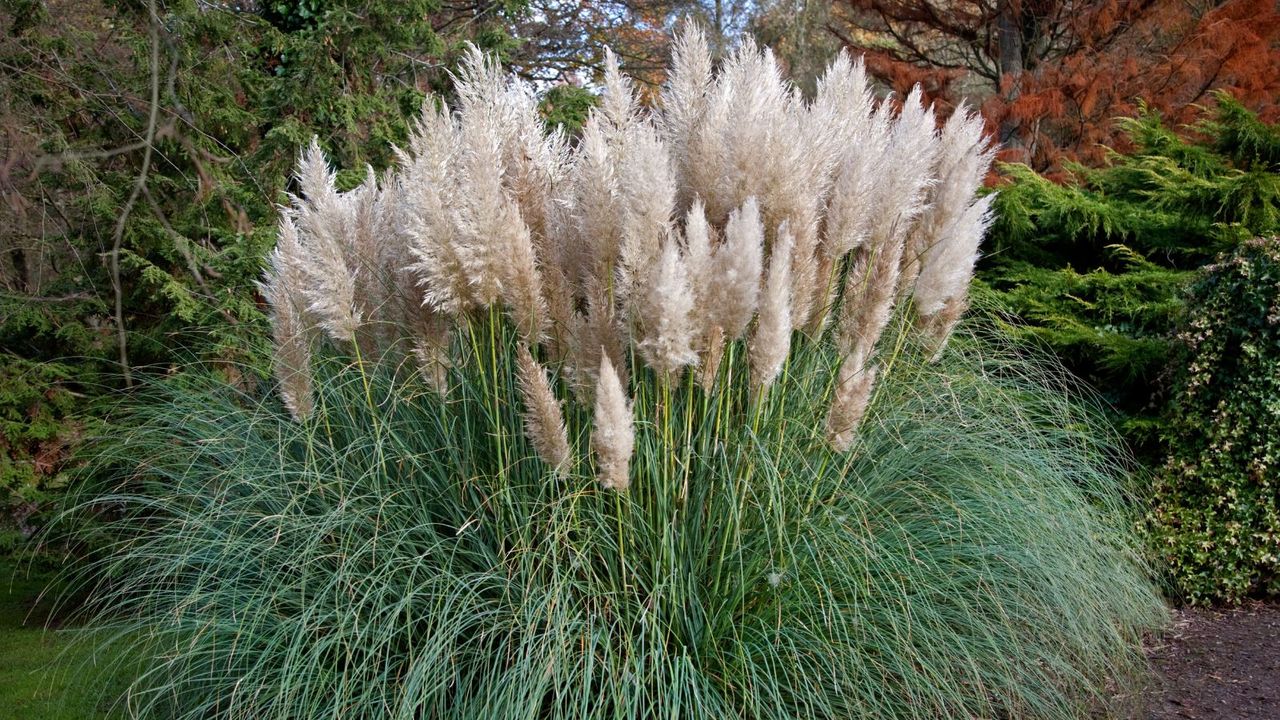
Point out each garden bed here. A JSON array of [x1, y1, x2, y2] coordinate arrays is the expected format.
[[1141, 602, 1280, 719]]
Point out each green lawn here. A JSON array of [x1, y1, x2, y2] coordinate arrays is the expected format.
[[0, 556, 125, 720]]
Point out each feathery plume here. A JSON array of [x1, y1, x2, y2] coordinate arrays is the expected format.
[[913, 193, 994, 317], [568, 116, 623, 290], [807, 51, 874, 168], [541, 263, 577, 363], [704, 197, 764, 341], [348, 167, 397, 354], [920, 293, 969, 360], [601, 48, 639, 136], [699, 325, 726, 390], [500, 217, 548, 344], [680, 199, 713, 294], [490, 70, 569, 253], [566, 279, 627, 403], [751, 222, 795, 392], [402, 286, 452, 393], [835, 89, 941, 360], [907, 107, 995, 342], [617, 122, 676, 305], [679, 37, 794, 225], [291, 139, 361, 343], [825, 350, 878, 452], [412, 333, 451, 394], [402, 103, 474, 315], [823, 106, 889, 260], [860, 90, 939, 264], [787, 221, 823, 331], [516, 344, 572, 474], [452, 90, 514, 308], [802, 249, 838, 337], [296, 136, 339, 210], [450, 61, 548, 340], [635, 239, 698, 377], [837, 230, 906, 363], [592, 352, 634, 491], [262, 214, 315, 421], [661, 21, 713, 212]]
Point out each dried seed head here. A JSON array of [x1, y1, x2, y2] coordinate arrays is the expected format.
[[750, 222, 795, 392], [262, 214, 315, 421], [902, 105, 994, 304], [698, 325, 727, 391], [618, 122, 677, 306], [825, 351, 878, 452], [703, 197, 764, 341], [919, 293, 970, 361], [592, 352, 634, 491], [635, 239, 698, 377], [291, 140, 362, 343], [516, 344, 572, 474]]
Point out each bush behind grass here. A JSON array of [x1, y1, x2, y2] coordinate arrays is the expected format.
[[980, 95, 1280, 462], [57, 316, 1165, 720], [1149, 237, 1280, 603]]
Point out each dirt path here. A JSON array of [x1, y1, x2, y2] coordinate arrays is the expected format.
[[1142, 602, 1280, 719]]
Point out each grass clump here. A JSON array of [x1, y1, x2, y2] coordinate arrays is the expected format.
[[64, 319, 1163, 720], [63, 24, 1163, 718]]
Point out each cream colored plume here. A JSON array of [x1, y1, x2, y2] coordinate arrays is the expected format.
[[516, 344, 572, 474], [836, 89, 940, 361], [565, 279, 627, 403], [703, 197, 764, 341], [661, 21, 712, 213], [401, 104, 473, 316], [592, 352, 634, 491], [750, 222, 795, 392], [567, 116, 623, 290], [807, 51, 875, 172], [825, 350, 878, 452], [837, 230, 906, 364], [617, 122, 676, 306], [635, 239, 698, 378], [823, 102, 889, 261], [680, 200, 713, 299], [451, 50, 547, 341], [908, 107, 995, 346], [920, 293, 969, 360], [262, 36, 997, 471], [262, 214, 315, 421], [600, 48, 639, 136], [290, 139, 362, 343], [678, 37, 794, 226]]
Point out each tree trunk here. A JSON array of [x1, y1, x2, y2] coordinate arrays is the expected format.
[[997, 0, 1026, 153]]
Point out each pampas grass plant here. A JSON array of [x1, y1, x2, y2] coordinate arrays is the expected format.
[[64, 24, 1164, 720]]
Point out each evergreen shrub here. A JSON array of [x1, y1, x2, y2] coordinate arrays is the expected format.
[[982, 95, 1280, 460]]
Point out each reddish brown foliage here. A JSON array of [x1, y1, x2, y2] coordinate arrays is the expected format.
[[832, 0, 1280, 173]]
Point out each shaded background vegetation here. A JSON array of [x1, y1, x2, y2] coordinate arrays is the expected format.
[[1, 0, 1278, 603]]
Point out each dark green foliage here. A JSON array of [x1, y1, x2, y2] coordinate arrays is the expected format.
[[0, 0, 559, 523], [981, 94, 1280, 459], [0, 356, 87, 549], [539, 84, 598, 134], [1148, 237, 1280, 604]]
